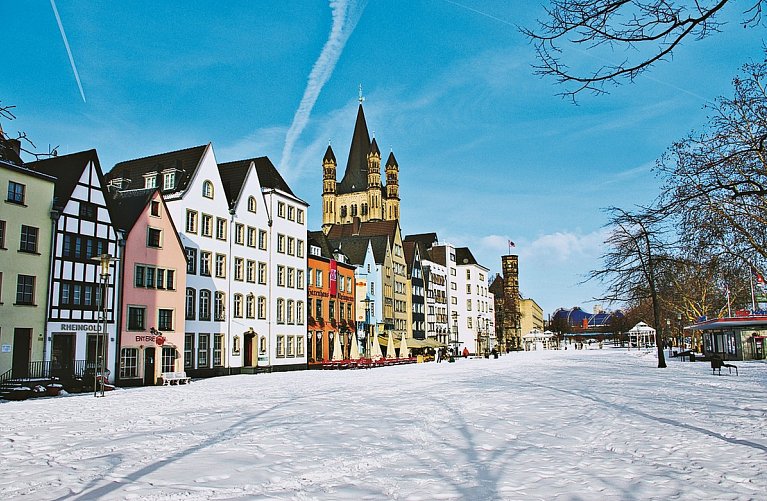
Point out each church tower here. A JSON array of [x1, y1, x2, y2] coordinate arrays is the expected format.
[[385, 151, 399, 220], [321, 144, 337, 230], [367, 138, 382, 220]]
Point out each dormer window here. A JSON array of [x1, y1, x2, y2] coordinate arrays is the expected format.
[[248, 196, 257, 213], [144, 172, 158, 189], [202, 180, 214, 199], [163, 172, 175, 191]]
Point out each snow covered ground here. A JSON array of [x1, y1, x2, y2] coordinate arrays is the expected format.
[[1, 348, 766, 500]]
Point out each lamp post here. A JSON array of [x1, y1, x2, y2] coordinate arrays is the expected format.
[[677, 313, 683, 349], [451, 311, 459, 358], [91, 253, 117, 397], [362, 295, 373, 358]]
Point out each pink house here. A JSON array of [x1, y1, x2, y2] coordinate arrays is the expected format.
[[111, 188, 187, 385]]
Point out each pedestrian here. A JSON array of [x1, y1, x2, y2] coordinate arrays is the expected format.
[[436, 348, 442, 363], [463, 347, 469, 358]]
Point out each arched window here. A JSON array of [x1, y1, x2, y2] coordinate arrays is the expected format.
[[233, 293, 243, 318], [214, 291, 226, 321], [248, 196, 257, 213], [257, 296, 266, 319], [277, 298, 285, 324], [246, 294, 255, 319], [202, 180, 214, 199], [287, 300, 294, 324], [186, 288, 196, 320], [199, 289, 211, 320], [297, 301, 304, 325]]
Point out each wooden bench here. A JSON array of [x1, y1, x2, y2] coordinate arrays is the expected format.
[[161, 371, 192, 385], [711, 357, 738, 376]]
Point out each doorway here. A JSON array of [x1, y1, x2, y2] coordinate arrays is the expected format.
[[244, 333, 255, 367], [12, 328, 31, 378], [144, 348, 156, 385], [51, 334, 75, 379]]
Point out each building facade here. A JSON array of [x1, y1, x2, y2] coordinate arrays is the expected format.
[[0, 159, 55, 378], [29, 150, 122, 382], [519, 298, 544, 337]]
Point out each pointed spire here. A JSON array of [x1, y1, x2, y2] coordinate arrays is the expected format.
[[323, 144, 336, 164], [370, 137, 380, 156], [337, 101, 372, 195], [386, 151, 398, 167]]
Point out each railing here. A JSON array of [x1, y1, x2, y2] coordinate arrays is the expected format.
[[5, 360, 89, 383], [0, 368, 12, 385]]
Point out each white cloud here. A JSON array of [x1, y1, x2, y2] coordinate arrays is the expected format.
[[523, 229, 608, 263]]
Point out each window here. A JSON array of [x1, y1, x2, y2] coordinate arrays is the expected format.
[[200, 251, 211, 276], [329, 300, 335, 321], [258, 262, 267, 284], [7, 181, 25, 204], [162, 346, 175, 373], [297, 240, 304, 258], [287, 336, 295, 356], [287, 300, 294, 324], [145, 175, 157, 189], [316, 270, 323, 288], [198, 334, 210, 367], [147, 227, 162, 248], [466, 270, 471, 279], [277, 234, 285, 253], [287, 205, 295, 221], [202, 180, 214, 199], [467, 317, 473, 329], [184, 334, 193, 369], [258, 230, 267, 250], [276, 335, 285, 357], [216, 218, 227, 240], [235, 223, 244, 245], [15, 275, 34, 305], [19, 225, 38, 253], [277, 298, 285, 323], [308, 268, 313, 286], [467, 299, 472, 311], [287, 267, 295, 288], [158, 308, 173, 331], [466, 284, 471, 294], [163, 172, 175, 191], [213, 334, 224, 367], [297, 301, 304, 325], [185, 247, 197, 274], [297, 209, 304, 224], [247, 227, 257, 247], [165, 269, 175, 290], [277, 265, 285, 286], [120, 348, 139, 378], [150, 200, 160, 217], [186, 210, 198, 233], [0, 220, 5, 248], [145, 267, 155, 288], [127, 306, 146, 330], [248, 196, 257, 212], [260, 336, 267, 354], [297, 270, 304, 289], [257, 296, 266, 319], [234, 257, 244, 281], [201, 214, 213, 237], [277, 201, 286, 218], [199, 290, 211, 320], [79, 201, 97, 220], [156, 268, 166, 289], [215, 254, 226, 278], [246, 294, 255, 318], [186, 288, 196, 320], [214, 291, 226, 321], [234, 294, 243, 318], [287, 237, 295, 256], [246, 260, 256, 283], [297, 334, 305, 356], [315, 299, 322, 320]]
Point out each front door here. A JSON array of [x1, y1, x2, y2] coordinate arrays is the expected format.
[[51, 334, 75, 379], [12, 328, 31, 378], [244, 334, 254, 367], [144, 348, 156, 385]]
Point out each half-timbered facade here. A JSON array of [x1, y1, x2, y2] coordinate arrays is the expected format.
[[28, 150, 121, 382]]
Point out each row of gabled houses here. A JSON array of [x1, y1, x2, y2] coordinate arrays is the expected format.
[[0, 101, 498, 387]]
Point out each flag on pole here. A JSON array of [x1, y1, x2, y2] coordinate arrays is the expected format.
[[508, 240, 515, 248]]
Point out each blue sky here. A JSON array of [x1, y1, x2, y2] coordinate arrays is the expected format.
[[2, 1, 764, 317]]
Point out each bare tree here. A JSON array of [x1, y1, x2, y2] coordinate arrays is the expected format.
[[656, 58, 767, 273], [589, 207, 673, 367], [523, 0, 764, 99], [0, 100, 58, 162]]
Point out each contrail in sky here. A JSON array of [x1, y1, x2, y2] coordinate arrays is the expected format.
[[50, 0, 86, 103], [280, 0, 366, 171]]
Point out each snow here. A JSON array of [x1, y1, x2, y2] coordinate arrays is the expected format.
[[1, 349, 766, 500]]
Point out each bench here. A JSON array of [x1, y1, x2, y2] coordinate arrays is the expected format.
[[672, 350, 695, 361], [161, 371, 192, 385], [711, 357, 738, 376]]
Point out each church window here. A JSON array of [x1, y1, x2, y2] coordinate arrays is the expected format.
[[362, 203, 368, 216], [351, 204, 358, 217], [340, 205, 347, 218]]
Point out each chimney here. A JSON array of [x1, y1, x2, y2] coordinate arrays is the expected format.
[[352, 216, 362, 236]]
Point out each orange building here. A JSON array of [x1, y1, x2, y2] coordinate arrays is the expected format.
[[306, 242, 356, 365]]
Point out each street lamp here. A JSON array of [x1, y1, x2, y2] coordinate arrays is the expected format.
[[362, 295, 373, 358], [451, 311, 459, 358], [677, 313, 683, 349], [91, 253, 118, 397]]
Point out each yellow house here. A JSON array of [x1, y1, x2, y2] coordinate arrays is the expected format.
[[519, 298, 544, 336], [0, 158, 55, 378]]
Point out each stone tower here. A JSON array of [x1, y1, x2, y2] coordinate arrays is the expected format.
[[322, 144, 337, 228]]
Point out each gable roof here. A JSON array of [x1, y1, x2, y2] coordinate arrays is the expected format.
[[404, 233, 438, 249], [429, 245, 448, 266], [326, 234, 390, 265], [253, 156, 294, 195], [455, 247, 478, 266], [337, 104, 371, 195], [216, 159, 252, 209], [403, 240, 421, 276], [27, 149, 103, 212], [107, 144, 208, 194], [109, 188, 156, 233], [326, 219, 399, 242]]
